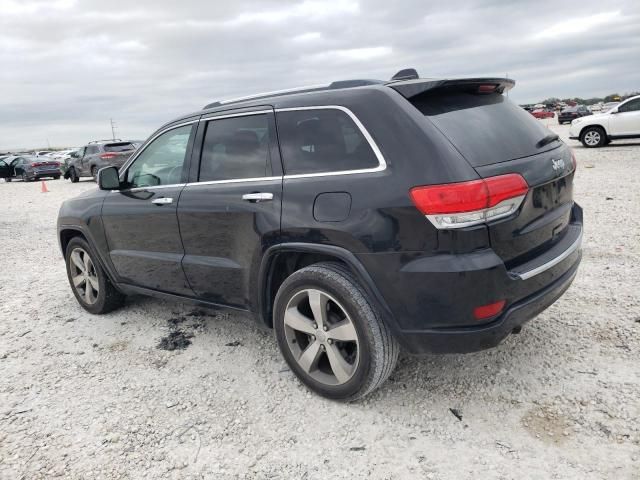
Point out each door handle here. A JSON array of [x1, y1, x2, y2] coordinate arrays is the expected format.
[[242, 192, 274, 202], [151, 197, 173, 205]]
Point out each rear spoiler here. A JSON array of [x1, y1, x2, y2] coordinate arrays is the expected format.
[[387, 77, 515, 99]]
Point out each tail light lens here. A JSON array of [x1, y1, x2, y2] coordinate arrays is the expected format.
[[473, 300, 506, 320], [100, 152, 117, 159], [410, 174, 529, 229], [32, 162, 42, 167]]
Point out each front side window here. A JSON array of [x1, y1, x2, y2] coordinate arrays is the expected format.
[[276, 109, 378, 175], [198, 114, 271, 181], [125, 125, 193, 188], [618, 99, 640, 113]]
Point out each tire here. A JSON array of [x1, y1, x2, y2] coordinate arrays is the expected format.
[[91, 166, 98, 181], [69, 168, 79, 183], [580, 126, 606, 148], [5, 178, 11, 182], [22, 172, 30, 182], [54, 175, 60, 180], [274, 262, 399, 401], [65, 237, 125, 314]]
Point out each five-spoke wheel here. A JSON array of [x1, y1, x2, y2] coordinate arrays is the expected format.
[[283, 288, 359, 385], [69, 247, 100, 305], [274, 263, 398, 401]]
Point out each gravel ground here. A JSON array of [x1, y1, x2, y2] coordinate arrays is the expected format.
[[1, 121, 639, 479]]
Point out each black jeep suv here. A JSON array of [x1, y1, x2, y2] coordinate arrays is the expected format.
[[58, 71, 583, 401]]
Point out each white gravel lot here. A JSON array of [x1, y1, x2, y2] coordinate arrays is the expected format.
[[1, 121, 639, 479]]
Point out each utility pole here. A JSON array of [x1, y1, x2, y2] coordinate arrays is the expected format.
[[110, 118, 117, 141]]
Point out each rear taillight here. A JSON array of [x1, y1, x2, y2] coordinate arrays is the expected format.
[[32, 162, 42, 167], [100, 152, 118, 159], [409, 174, 529, 229]]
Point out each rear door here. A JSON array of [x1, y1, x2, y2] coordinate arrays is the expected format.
[[177, 108, 283, 311], [101, 121, 198, 294]]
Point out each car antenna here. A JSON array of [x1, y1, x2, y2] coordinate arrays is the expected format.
[[390, 68, 419, 81]]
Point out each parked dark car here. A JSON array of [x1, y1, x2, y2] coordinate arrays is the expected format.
[[1, 155, 61, 182], [64, 140, 137, 182], [57, 71, 583, 401], [558, 105, 592, 124]]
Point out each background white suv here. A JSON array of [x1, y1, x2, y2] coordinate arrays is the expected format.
[[569, 95, 640, 148]]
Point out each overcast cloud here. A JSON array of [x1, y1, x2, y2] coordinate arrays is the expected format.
[[1, 0, 639, 149]]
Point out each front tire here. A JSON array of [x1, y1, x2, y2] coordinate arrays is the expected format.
[[580, 126, 606, 148], [274, 263, 398, 401], [65, 237, 125, 314], [69, 167, 79, 183]]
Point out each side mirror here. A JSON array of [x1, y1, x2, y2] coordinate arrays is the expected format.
[[98, 166, 121, 190], [610, 108, 619, 114]]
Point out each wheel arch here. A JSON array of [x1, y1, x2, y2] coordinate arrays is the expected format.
[[258, 243, 397, 332], [58, 225, 121, 290], [578, 122, 608, 140]]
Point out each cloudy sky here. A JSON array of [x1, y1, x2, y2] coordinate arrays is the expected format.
[[1, 0, 639, 150]]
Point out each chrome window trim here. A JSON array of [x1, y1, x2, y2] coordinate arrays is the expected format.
[[200, 109, 272, 121], [512, 230, 583, 281], [117, 105, 387, 189], [275, 105, 387, 179], [118, 120, 198, 181], [185, 176, 281, 187], [113, 183, 187, 193]]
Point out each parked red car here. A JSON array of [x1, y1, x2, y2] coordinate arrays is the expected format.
[[531, 109, 555, 119]]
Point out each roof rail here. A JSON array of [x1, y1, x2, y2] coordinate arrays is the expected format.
[[203, 79, 383, 110], [88, 139, 122, 144]]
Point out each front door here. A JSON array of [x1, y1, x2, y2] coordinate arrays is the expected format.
[[101, 121, 198, 295], [609, 98, 640, 136], [178, 109, 283, 310]]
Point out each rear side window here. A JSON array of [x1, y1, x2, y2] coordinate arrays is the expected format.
[[104, 142, 135, 152], [199, 114, 271, 181], [619, 99, 640, 113], [412, 92, 555, 166], [85, 146, 99, 155], [276, 108, 378, 175]]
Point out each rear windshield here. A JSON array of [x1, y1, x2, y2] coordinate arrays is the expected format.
[[104, 142, 135, 152], [411, 92, 557, 167]]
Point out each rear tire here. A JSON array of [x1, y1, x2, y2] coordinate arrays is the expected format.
[[54, 175, 60, 180], [22, 172, 30, 182], [91, 166, 97, 181], [69, 168, 79, 183], [580, 126, 606, 148], [65, 237, 125, 314], [273, 262, 399, 401]]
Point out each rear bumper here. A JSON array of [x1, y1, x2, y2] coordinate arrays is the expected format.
[[396, 256, 580, 353], [356, 203, 583, 354]]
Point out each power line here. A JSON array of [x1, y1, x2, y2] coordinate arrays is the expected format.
[[110, 118, 118, 141]]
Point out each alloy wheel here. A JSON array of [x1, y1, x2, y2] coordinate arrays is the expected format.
[[283, 288, 359, 386], [69, 247, 99, 305], [584, 130, 600, 146]]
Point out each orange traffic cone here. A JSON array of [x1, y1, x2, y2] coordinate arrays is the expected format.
[[41, 180, 49, 193]]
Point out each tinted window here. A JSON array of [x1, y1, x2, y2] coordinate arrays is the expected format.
[[85, 146, 99, 155], [104, 142, 135, 152], [412, 92, 556, 166], [619, 99, 640, 113], [199, 114, 271, 181], [125, 125, 192, 188], [277, 109, 378, 175]]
